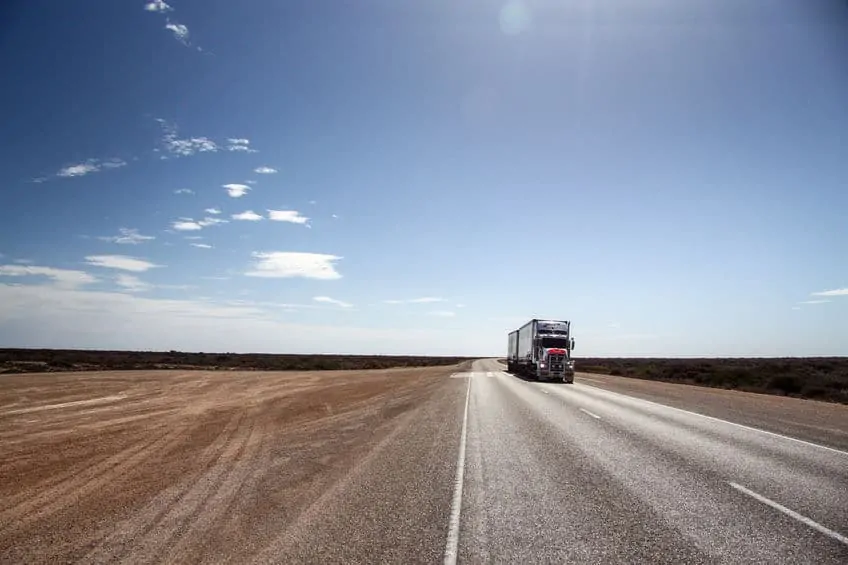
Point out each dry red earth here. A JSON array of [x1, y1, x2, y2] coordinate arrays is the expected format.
[[0, 366, 463, 563]]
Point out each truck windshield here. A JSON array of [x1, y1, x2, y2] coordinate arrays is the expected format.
[[541, 338, 569, 348]]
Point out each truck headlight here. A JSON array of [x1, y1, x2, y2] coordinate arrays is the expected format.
[[539, 363, 546, 368]]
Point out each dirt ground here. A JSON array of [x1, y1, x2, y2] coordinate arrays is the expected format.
[[0, 365, 461, 563]]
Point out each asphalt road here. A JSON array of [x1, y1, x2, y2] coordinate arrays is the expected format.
[[279, 359, 848, 564], [3, 360, 846, 563]]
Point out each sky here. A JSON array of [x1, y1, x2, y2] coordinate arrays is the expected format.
[[1, 0, 846, 357]]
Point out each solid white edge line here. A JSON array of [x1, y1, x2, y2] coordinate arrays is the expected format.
[[579, 408, 601, 419], [577, 383, 848, 456], [443, 376, 471, 565], [728, 482, 848, 546]]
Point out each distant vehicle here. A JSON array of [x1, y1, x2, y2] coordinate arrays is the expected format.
[[507, 319, 575, 383]]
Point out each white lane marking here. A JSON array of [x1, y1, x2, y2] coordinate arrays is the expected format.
[[579, 408, 601, 419], [729, 482, 848, 546], [577, 384, 848, 456], [444, 376, 471, 565]]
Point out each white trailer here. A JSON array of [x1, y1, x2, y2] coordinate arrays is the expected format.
[[507, 319, 575, 383]]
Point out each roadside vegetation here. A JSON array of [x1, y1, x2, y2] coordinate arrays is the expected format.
[[576, 357, 848, 404], [0, 348, 474, 374]]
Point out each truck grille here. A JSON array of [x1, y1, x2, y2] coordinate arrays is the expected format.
[[549, 354, 565, 372]]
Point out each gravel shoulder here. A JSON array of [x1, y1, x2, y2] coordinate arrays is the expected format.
[[0, 366, 465, 564]]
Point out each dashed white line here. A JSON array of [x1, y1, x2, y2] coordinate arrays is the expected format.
[[580, 408, 601, 419], [577, 384, 848, 456], [443, 376, 471, 565], [729, 482, 848, 546]]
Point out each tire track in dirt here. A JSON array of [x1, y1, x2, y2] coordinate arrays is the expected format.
[[78, 411, 246, 563], [0, 425, 181, 537], [80, 410, 267, 564], [160, 415, 268, 564]]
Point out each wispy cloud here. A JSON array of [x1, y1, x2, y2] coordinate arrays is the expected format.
[[172, 216, 227, 231], [85, 255, 162, 272], [199, 217, 228, 227], [245, 252, 342, 280], [98, 228, 155, 245], [245, 180, 258, 185], [384, 297, 446, 304], [428, 310, 456, 317], [227, 139, 258, 153], [172, 219, 202, 231], [232, 210, 263, 221], [268, 210, 309, 225], [155, 119, 251, 158], [254, 166, 277, 174], [174, 188, 194, 195], [313, 296, 353, 308], [0, 265, 96, 287], [34, 158, 128, 182], [811, 288, 848, 297], [608, 322, 621, 328], [224, 183, 250, 198], [205, 208, 221, 214], [164, 21, 190, 46], [144, 0, 172, 12], [190, 243, 213, 249], [798, 300, 830, 305], [115, 274, 153, 292]]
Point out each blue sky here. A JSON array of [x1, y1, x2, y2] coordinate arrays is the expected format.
[[1, 0, 846, 356]]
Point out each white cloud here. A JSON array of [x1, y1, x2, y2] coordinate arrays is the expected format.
[[184, 236, 203, 240], [144, 0, 172, 12], [165, 21, 190, 45], [226, 139, 258, 153], [54, 158, 127, 179], [455, 304, 465, 308], [798, 300, 830, 305], [811, 288, 848, 297], [172, 219, 202, 231], [84, 255, 162, 272], [268, 210, 309, 225], [13, 259, 34, 265], [313, 296, 353, 308], [191, 243, 213, 249], [609, 322, 621, 328], [0, 284, 476, 355], [384, 297, 446, 304], [205, 208, 221, 214], [174, 188, 194, 195], [198, 217, 228, 227], [156, 119, 249, 158], [246, 180, 258, 185], [428, 310, 456, 317], [0, 265, 96, 287], [115, 274, 152, 292], [331, 214, 339, 219], [254, 166, 277, 174], [232, 210, 263, 221], [224, 183, 250, 198], [98, 228, 155, 245], [791, 306, 801, 311], [245, 252, 342, 280]]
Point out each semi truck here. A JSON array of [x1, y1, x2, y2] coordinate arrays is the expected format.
[[507, 319, 575, 383]]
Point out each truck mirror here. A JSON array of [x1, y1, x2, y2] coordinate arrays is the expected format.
[[571, 338, 575, 350]]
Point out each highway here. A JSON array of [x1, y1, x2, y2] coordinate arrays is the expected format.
[[2, 360, 846, 563], [262, 359, 848, 564]]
